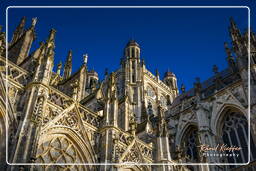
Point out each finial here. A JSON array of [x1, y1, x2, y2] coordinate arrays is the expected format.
[[31, 17, 37, 27], [83, 53, 88, 65], [47, 28, 56, 42], [19, 16, 26, 27], [0, 25, 2, 32], [155, 69, 159, 77], [181, 84, 185, 93], [212, 65, 218, 74], [67, 50, 72, 59], [230, 17, 236, 28], [57, 61, 62, 75], [141, 59, 145, 66]]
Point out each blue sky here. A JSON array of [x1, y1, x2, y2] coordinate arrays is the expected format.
[[1, 0, 255, 91]]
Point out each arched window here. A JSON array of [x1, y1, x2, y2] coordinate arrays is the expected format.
[[185, 128, 199, 162], [221, 110, 256, 167]]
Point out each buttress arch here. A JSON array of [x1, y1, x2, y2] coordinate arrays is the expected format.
[[36, 126, 97, 171]]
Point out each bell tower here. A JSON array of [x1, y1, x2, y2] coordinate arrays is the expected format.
[[121, 40, 144, 124]]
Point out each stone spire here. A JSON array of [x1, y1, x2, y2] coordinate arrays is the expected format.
[[9, 17, 37, 65], [57, 61, 62, 75], [229, 17, 241, 42], [63, 50, 72, 79], [10, 16, 26, 45], [46, 28, 56, 49]]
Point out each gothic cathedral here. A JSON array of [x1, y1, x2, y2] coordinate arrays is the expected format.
[[0, 17, 256, 171]]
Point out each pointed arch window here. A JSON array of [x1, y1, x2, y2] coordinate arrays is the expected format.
[[221, 110, 256, 167], [182, 126, 199, 163], [132, 48, 135, 57], [184, 127, 199, 162]]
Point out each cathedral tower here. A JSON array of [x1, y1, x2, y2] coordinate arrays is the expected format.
[[122, 40, 144, 124]]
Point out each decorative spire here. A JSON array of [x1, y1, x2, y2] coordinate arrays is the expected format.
[[181, 84, 185, 93], [11, 16, 26, 44], [229, 17, 241, 43], [155, 69, 159, 78], [141, 59, 145, 66], [57, 61, 62, 75], [17, 16, 26, 30], [46, 28, 56, 47], [63, 50, 72, 79], [230, 17, 238, 31]]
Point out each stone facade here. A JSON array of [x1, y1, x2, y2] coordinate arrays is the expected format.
[[0, 17, 256, 171]]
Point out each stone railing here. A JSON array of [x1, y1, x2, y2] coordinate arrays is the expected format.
[[0, 57, 29, 87], [48, 86, 73, 109], [78, 105, 101, 129], [48, 86, 101, 130], [136, 139, 153, 161]]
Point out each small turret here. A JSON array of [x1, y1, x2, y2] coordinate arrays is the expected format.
[[63, 50, 72, 79], [164, 71, 177, 89], [124, 40, 140, 59], [164, 70, 178, 96]]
